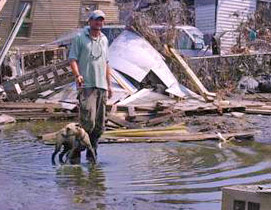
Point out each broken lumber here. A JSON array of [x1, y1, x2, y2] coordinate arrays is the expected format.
[[0, 102, 61, 110], [3, 60, 72, 101], [103, 123, 187, 138], [166, 46, 216, 102], [102, 130, 256, 143]]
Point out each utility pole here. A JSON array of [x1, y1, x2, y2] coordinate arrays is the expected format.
[[0, 3, 31, 67]]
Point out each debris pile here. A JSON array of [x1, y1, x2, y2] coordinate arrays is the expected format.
[[1, 23, 267, 143], [3, 60, 72, 101], [187, 52, 271, 94]]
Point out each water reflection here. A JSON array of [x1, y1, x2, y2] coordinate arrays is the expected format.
[[0, 122, 271, 210], [55, 164, 106, 209]]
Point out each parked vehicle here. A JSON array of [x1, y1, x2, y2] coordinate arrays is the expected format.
[[55, 24, 211, 57], [102, 25, 212, 57], [173, 25, 212, 57]]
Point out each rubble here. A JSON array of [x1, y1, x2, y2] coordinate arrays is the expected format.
[[108, 30, 199, 99], [2, 60, 72, 101], [2, 28, 270, 144]]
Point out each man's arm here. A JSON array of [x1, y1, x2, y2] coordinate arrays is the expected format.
[[70, 60, 84, 87], [106, 63, 112, 99]]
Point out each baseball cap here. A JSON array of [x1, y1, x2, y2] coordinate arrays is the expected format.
[[88, 10, 106, 21]]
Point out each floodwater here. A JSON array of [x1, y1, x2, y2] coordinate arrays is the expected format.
[[0, 118, 271, 210]]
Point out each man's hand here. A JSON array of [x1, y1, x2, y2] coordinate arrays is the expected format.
[[76, 75, 84, 87], [107, 87, 113, 99]]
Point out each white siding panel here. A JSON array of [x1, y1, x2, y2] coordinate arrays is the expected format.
[[217, 0, 256, 54], [195, 3, 216, 34]]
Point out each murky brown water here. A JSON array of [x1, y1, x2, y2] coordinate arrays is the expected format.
[[0, 118, 271, 210]]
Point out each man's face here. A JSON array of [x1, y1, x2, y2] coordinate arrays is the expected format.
[[89, 17, 104, 30]]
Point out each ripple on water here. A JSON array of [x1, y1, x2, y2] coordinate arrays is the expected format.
[[1, 127, 271, 210], [98, 142, 271, 208]]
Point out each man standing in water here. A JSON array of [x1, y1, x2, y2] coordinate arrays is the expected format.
[[69, 10, 112, 163]]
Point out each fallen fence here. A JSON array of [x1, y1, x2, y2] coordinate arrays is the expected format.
[[3, 60, 72, 101]]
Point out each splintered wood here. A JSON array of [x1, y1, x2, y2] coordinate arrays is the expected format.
[[102, 99, 249, 133]]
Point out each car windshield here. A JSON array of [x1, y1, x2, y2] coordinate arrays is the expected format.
[[186, 28, 205, 45]]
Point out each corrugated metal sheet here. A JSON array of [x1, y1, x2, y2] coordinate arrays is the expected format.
[[109, 30, 201, 99], [217, 0, 257, 54], [195, 2, 216, 34]]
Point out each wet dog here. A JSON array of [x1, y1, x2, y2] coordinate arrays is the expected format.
[[51, 123, 96, 165]]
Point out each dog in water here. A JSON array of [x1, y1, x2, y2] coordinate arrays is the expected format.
[[51, 123, 96, 165]]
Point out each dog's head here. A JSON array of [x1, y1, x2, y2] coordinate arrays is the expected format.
[[62, 123, 91, 147], [61, 123, 81, 138]]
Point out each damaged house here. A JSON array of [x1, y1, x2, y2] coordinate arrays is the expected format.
[[0, 0, 119, 80], [195, 0, 270, 54], [0, 0, 119, 46]]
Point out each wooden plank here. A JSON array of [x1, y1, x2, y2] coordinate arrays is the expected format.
[[14, 112, 77, 121], [0, 109, 44, 114], [166, 46, 216, 102], [106, 104, 156, 112], [104, 124, 187, 137], [0, 102, 61, 110], [107, 114, 140, 129], [101, 131, 256, 143], [128, 115, 153, 123], [251, 106, 271, 110], [245, 109, 271, 115]]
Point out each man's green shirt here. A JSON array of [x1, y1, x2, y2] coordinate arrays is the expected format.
[[69, 26, 109, 90]]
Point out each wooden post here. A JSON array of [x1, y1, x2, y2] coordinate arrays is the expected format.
[[42, 50, 46, 67], [21, 55, 25, 75]]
